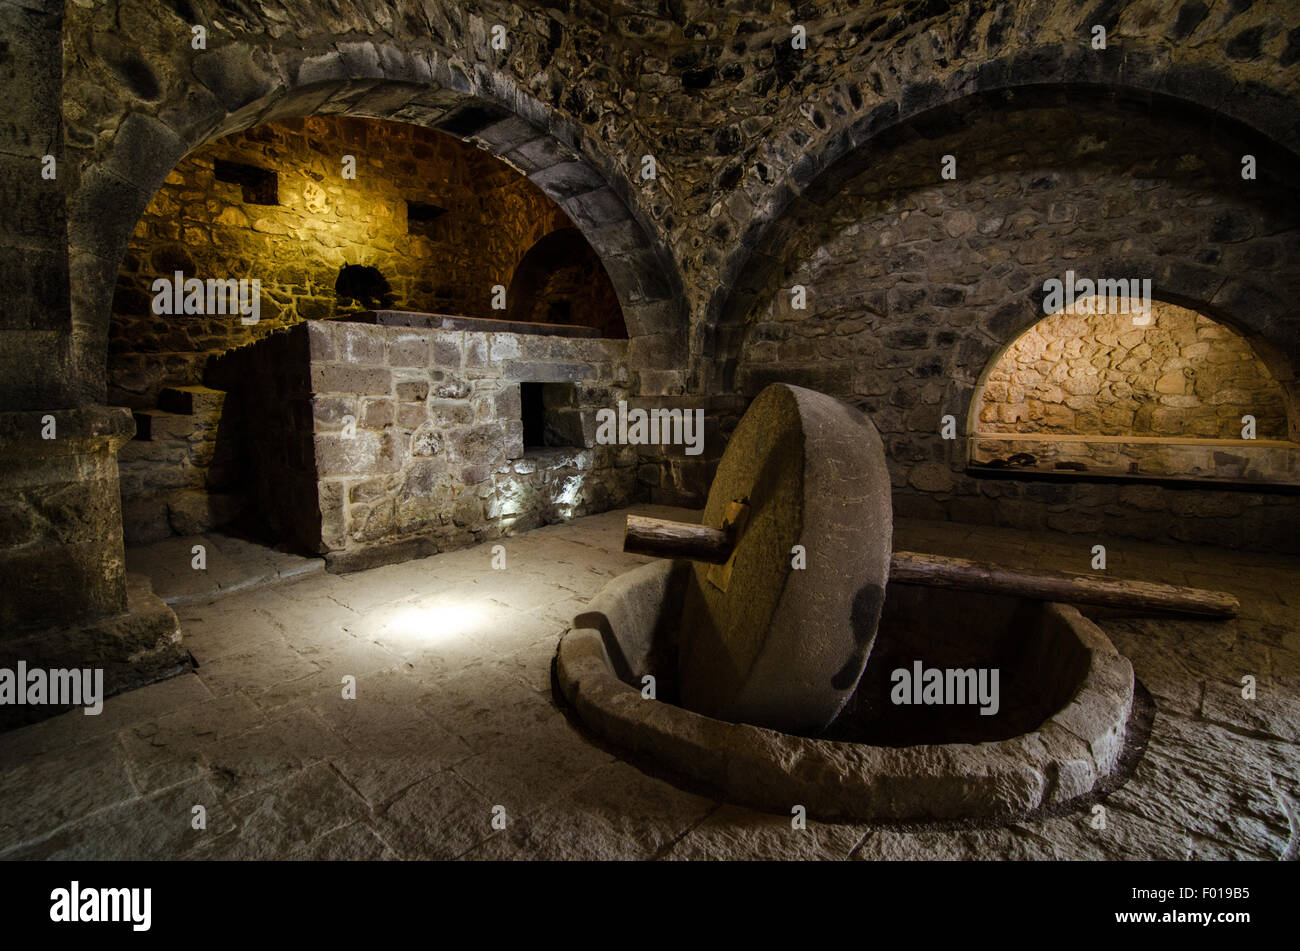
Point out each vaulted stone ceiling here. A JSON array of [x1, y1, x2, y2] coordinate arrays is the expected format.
[[61, 0, 1300, 393]]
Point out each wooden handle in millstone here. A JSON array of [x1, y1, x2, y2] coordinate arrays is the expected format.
[[623, 515, 1240, 618], [625, 515, 734, 563]]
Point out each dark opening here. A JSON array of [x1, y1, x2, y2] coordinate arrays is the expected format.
[[521, 382, 546, 448], [335, 264, 395, 310], [213, 158, 278, 205], [506, 227, 626, 338], [520, 382, 583, 450], [406, 200, 449, 238]]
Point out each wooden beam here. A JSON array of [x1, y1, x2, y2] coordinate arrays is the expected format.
[[622, 515, 1240, 618], [889, 550, 1239, 618]]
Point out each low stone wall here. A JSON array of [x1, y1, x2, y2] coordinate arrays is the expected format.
[[118, 385, 245, 544], [213, 318, 640, 568]]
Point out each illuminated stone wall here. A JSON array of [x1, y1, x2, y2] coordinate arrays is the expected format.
[[108, 115, 612, 408], [978, 301, 1288, 440]]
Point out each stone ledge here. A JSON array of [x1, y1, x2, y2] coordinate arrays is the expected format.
[[968, 433, 1300, 486], [323, 535, 439, 574]]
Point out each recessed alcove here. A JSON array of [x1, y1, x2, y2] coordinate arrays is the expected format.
[[108, 114, 633, 550], [967, 298, 1300, 487]]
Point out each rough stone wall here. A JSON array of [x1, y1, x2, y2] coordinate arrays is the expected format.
[[109, 115, 576, 408], [213, 319, 638, 567], [734, 101, 1300, 552], [117, 385, 243, 545], [979, 300, 1288, 439]]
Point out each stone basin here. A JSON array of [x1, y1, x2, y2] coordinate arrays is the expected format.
[[555, 560, 1137, 822]]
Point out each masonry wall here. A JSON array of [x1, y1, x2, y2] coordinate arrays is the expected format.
[[979, 300, 1287, 439], [214, 319, 639, 568], [109, 115, 603, 408], [733, 102, 1300, 552]]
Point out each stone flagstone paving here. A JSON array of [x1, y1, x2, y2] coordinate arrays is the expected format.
[[1, 505, 1297, 860]]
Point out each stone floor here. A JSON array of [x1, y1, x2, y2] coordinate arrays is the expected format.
[[125, 532, 323, 605], [1, 504, 1297, 860]]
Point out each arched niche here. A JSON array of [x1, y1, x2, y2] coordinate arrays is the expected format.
[[505, 228, 625, 338], [66, 62, 687, 406], [966, 297, 1300, 487]]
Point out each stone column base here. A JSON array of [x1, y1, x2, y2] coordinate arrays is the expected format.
[[0, 574, 186, 730], [0, 406, 189, 730]]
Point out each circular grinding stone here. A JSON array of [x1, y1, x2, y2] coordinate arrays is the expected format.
[[677, 383, 893, 735]]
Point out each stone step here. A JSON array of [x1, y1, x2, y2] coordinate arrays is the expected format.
[[157, 385, 226, 416]]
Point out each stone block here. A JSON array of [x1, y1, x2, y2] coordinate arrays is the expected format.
[[310, 363, 392, 395], [428, 400, 475, 427], [494, 384, 522, 419], [464, 335, 488, 368], [312, 396, 357, 429], [166, 489, 244, 535], [360, 398, 394, 429], [315, 430, 402, 478], [432, 377, 471, 400], [305, 321, 337, 360], [502, 362, 587, 383], [430, 331, 463, 367], [395, 402, 427, 429], [387, 332, 430, 367], [452, 423, 508, 467], [489, 333, 522, 361], [335, 323, 387, 364], [529, 161, 605, 200], [395, 380, 430, 402]]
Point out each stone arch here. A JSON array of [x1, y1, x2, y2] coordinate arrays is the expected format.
[[65, 40, 687, 406], [944, 266, 1300, 438], [703, 63, 1300, 394]]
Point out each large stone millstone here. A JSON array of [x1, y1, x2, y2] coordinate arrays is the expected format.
[[676, 383, 894, 734]]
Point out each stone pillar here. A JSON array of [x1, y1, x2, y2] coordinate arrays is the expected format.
[[0, 0, 72, 411], [0, 2, 185, 725]]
